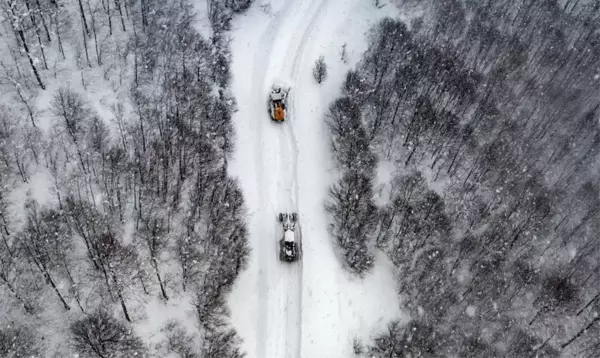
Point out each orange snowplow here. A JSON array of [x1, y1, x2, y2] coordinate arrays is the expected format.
[[269, 84, 289, 122]]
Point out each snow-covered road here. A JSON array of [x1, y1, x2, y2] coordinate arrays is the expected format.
[[227, 0, 404, 357]]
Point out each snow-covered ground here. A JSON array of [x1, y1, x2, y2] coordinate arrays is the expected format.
[[226, 0, 406, 357]]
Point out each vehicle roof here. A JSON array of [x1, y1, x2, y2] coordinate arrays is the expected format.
[[284, 229, 295, 242]]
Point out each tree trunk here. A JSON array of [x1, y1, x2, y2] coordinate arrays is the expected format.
[[16, 28, 45, 89], [153, 258, 168, 300], [446, 143, 463, 175], [86, 0, 102, 66], [405, 143, 418, 166], [81, 19, 91, 67], [0, 274, 35, 314], [25, 0, 48, 70], [0, 205, 11, 239], [106, 0, 112, 35], [62, 257, 85, 312], [577, 291, 600, 316], [181, 260, 188, 292], [138, 273, 149, 295], [111, 272, 131, 321], [98, 263, 115, 300], [44, 270, 71, 311], [77, 0, 90, 35], [53, 13, 65, 59], [114, 0, 126, 31], [140, 0, 148, 29], [35, 0, 52, 42], [561, 316, 600, 349], [123, 0, 130, 18], [14, 85, 37, 127], [117, 288, 132, 322], [528, 307, 545, 326], [13, 152, 29, 182]]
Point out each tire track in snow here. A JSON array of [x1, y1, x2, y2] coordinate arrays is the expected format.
[[287, 0, 330, 211], [251, 4, 293, 357], [281, 0, 330, 357], [286, 0, 330, 211]]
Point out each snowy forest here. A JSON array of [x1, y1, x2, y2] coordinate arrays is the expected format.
[[326, 0, 599, 357], [0, 0, 252, 356]]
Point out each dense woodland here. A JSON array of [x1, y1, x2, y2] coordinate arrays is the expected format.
[[0, 0, 252, 356], [327, 0, 599, 357]]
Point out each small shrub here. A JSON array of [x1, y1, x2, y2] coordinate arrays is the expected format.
[[313, 55, 328, 84]]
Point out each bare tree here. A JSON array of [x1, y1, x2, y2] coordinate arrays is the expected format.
[[0, 236, 38, 314], [136, 196, 169, 300], [51, 87, 92, 174], [70, 309, 146, 357], [326, 171, 377, 276], [353, 337, 364, 355], [325, 97, 376, 175], [201, 328, 245, 358], [160, 320, 200, 358], [17, 197, 71, 311], [1, 0, 46, 89], [93, 232, 139, 322], [369, 320, 443, 357], [0, 325, 40, 357], [529, 274, 580, 326], [312, 55, 328, 84], [340, 43, 348, 64]]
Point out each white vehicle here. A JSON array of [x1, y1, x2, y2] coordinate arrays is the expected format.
[[268, 84, 290, 122], [278, 212, 301, 262]]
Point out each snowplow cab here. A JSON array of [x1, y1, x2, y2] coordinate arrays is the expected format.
[[281, 232, 297, 262], [269, 85, 289, 122]]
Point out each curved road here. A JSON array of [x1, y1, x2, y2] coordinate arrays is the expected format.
[[245, 1, 328, 357], [226, 0, 401, 357]]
